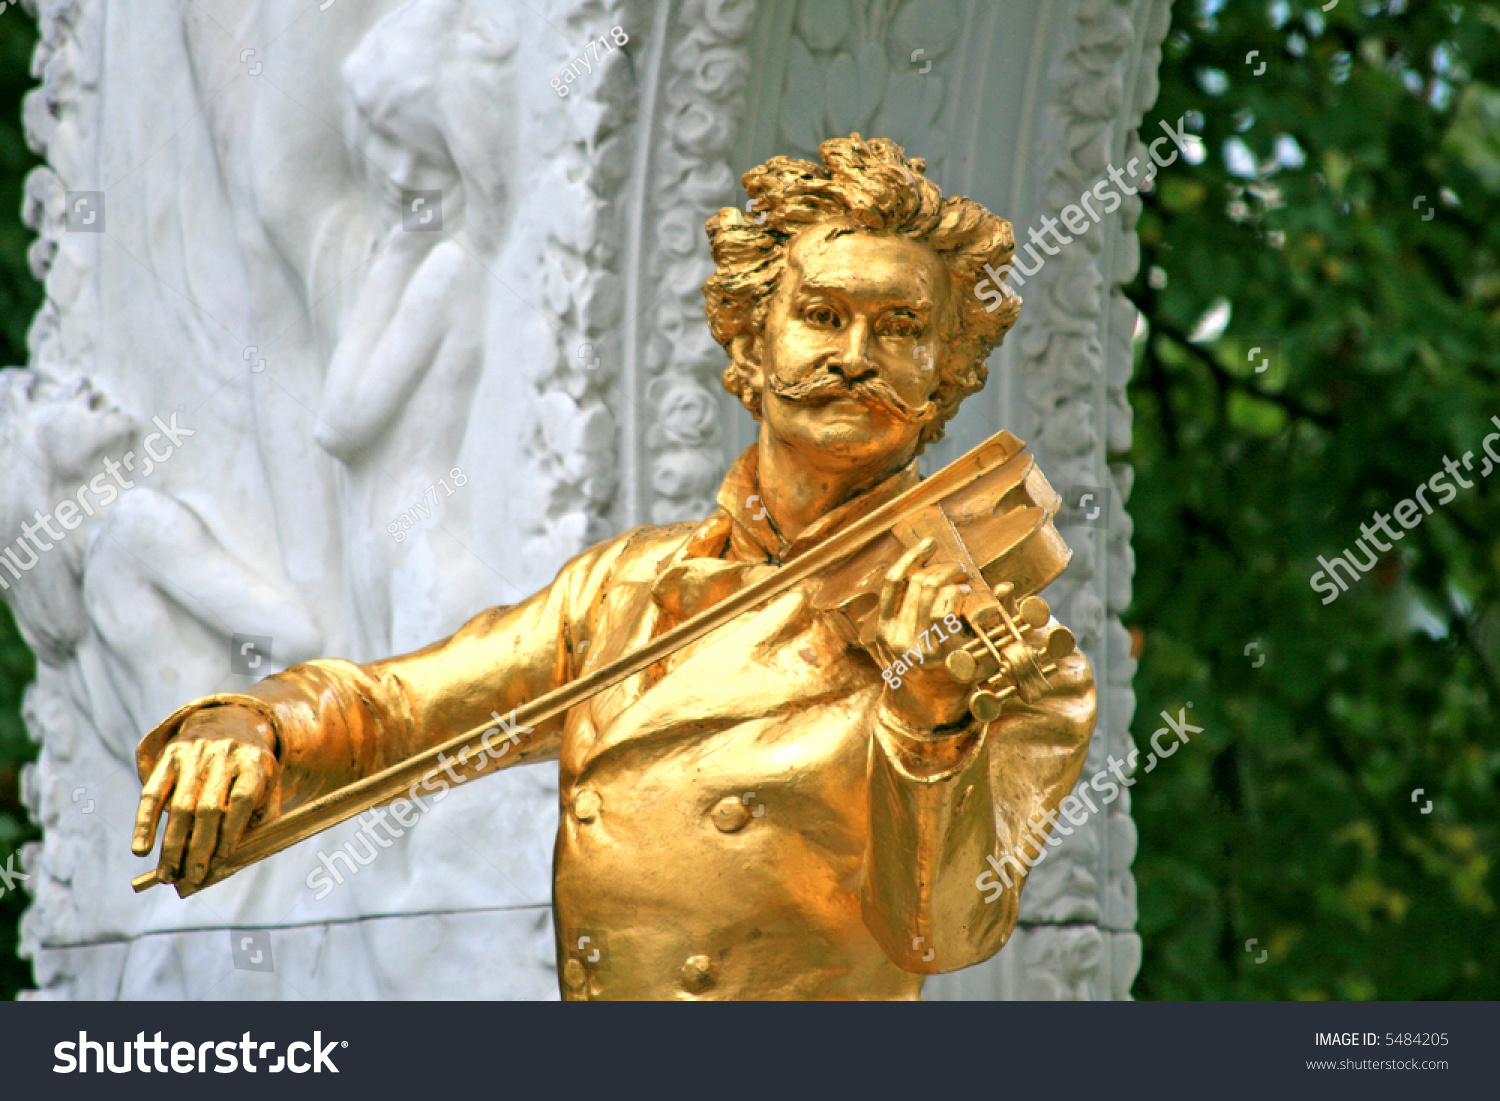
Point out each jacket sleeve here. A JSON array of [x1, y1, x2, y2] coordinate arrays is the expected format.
[[861, 639, 1095, 974], [136, 533, 637, 810]]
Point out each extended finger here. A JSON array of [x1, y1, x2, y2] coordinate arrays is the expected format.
[[900, 563, 967, 641], [932, 581, 965, 624], [878, 538, 936, 623], [132, 753, 180, 856], [217, 748, 272, 858], [184, 753, 232, 885], [158, 745, 209, 880]]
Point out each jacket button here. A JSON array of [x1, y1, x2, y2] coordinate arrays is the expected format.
[[710, 795, 752, 833], [563, 957, 587, 992], [679, 954, 715, 994], [573, 788, 601, 822]]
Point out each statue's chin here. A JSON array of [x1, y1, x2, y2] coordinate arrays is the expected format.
[[770, 406, 910, 470]]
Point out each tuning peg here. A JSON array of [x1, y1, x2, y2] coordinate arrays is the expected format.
[[966, 655, 1066, 722], [1018, 594, 1050, 629], [1043, 625, 1075, 660], [946, 649, 978, 682], [969, 688, 1009, 722]]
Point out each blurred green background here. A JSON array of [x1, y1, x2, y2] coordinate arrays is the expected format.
[[1, 1, 1496, 999], [1125, 0, 1500, 999], [0, 7, 41, 1001]]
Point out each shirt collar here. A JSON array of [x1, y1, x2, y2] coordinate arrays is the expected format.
[[650, 444, 918, 623], [708, 443, 920, 565]]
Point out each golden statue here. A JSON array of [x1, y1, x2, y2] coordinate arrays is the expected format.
[[130, 135, 1096, 1000]]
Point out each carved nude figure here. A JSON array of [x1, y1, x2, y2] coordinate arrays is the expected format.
[[315, 0, 516, 655]]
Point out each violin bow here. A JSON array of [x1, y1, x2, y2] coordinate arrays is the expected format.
[[133, 430, 1035, 896]]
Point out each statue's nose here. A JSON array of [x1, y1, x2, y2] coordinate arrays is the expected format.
[[831, 317, 876, 380]]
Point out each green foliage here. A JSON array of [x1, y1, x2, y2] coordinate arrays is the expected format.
[[0, 10, 36, 358], [0, 603, 36, 1001], [0, 8, 40, 1000], [1128, 0, 1500, 999]]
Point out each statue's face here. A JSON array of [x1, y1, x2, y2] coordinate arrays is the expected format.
[[359, 116, 456, 212], [33, 379, 135, 483], [746, 226, 950, 468]]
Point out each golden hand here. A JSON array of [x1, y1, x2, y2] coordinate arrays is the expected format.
[[873, 536, 973, 731], [131, 706, 278, 887]]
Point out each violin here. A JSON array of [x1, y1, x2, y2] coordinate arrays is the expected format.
[[811, 429, 1076, 721]]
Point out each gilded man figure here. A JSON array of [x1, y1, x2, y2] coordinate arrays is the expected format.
[[132, 135, 1096, 1000]]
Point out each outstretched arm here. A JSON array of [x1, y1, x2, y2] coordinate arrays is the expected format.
[[132, 533, 632, 887]]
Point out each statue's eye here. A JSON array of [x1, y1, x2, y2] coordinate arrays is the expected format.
[[805, 304, 841, 328], [881, 313, 923, 338]]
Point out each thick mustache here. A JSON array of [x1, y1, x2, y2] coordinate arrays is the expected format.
[[767, 367, 935, 423]]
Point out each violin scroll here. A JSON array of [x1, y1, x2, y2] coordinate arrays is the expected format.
[[942, 587, 1076, 723]]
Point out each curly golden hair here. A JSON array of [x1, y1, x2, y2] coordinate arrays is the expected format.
[[703, 134, 1022, 450]]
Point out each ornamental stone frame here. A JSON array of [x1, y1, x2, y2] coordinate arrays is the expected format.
[[7, 0, 1169, 1000]]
